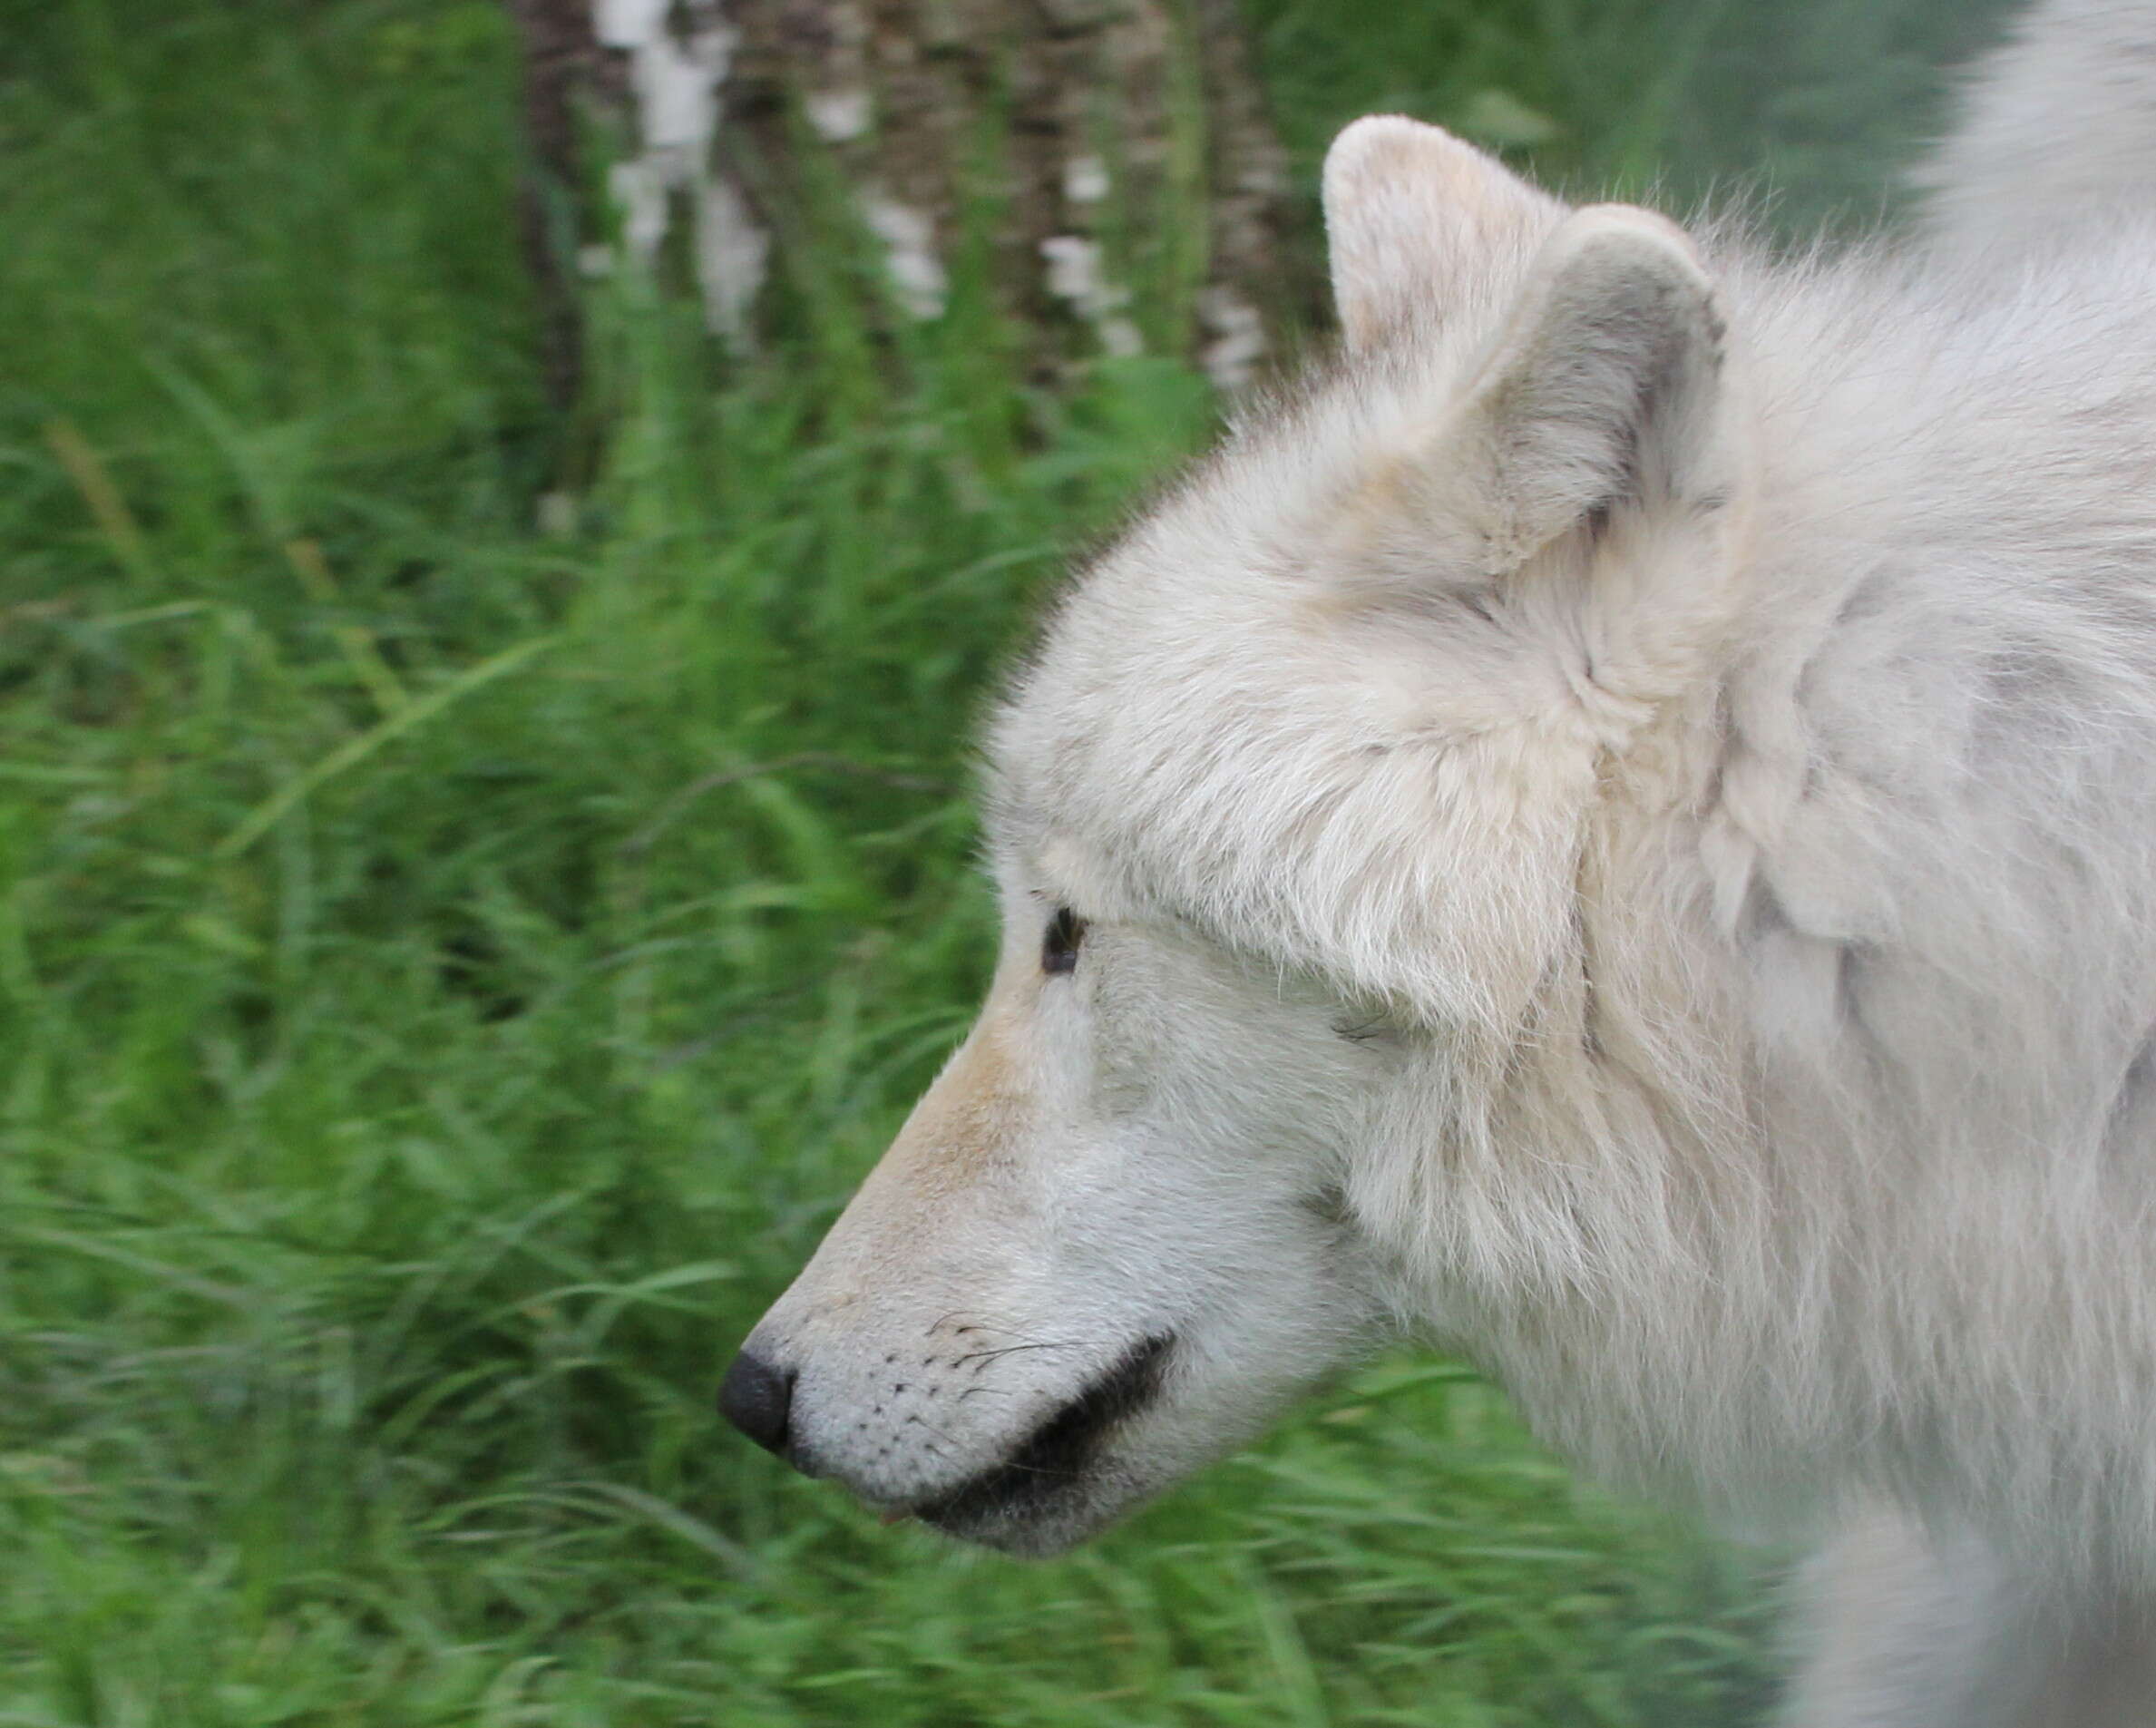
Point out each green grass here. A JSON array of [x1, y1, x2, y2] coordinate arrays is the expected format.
[[0, 0, 2005, 1721]]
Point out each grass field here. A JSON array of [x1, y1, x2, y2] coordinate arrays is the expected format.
[[0, 2, 2012, 1722]]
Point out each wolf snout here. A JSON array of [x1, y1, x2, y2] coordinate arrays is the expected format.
[[714, 1323, 1181, 1548], [716, 1347, 796, 1456]]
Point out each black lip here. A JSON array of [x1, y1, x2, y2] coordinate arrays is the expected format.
[[915, 1332, 1175, 1531]]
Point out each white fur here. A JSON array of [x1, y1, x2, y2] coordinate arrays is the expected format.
[[1918, 0, 2156, 263], [741, 10, 2156, 1720]]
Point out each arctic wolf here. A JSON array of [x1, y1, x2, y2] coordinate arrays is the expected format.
[[724, 2, 2156, 1720]]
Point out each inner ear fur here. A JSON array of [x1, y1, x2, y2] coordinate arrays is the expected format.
[[1322, 115, 1566, 352], [1454, 205, 1739, 574]]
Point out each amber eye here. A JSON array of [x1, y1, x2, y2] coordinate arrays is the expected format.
[[1042, 907, 1087, 976]]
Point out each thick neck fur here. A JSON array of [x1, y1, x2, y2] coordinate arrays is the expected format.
[[1402, 223, 2156, 1586]]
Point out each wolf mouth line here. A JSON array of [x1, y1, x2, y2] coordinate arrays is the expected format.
[[911, 1333, 1176, 1535]]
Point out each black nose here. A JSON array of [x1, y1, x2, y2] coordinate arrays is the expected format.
[[717, 1349, 795, 1456]]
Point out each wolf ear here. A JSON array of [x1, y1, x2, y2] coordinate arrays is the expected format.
[[1457, 205, 1737, 573], [1322, 115, 1566, 352]]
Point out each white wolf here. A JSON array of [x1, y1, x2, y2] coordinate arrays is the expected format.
[[725, 3, 2156, 1720]]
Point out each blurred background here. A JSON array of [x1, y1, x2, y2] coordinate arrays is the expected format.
[[0, 1, 2016, 1722]]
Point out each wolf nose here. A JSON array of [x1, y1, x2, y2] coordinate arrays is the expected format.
[[717, 1349, 795, 1456]]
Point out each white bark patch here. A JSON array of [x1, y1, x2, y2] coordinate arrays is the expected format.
[[861, 193, 949, 320], [593, 0, 766, 343], [1198, 285, 1265, 390], [635, 25, 726, 154], [1063, 154, 1110, 204], [696, 173, 772, 338], [1040, 235, 1107, 310], [1041, 234, 1142, 356], [593, 0, 668, 48], [806, 88, 873, 142], [608, 157, 671, 262]]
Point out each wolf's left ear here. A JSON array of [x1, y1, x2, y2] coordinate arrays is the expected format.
[[1458, 205, 1742, 573], [1323, 116, 1566, 351]]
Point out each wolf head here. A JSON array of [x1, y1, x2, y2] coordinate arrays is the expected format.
[[723, 118, 1759, 1554]]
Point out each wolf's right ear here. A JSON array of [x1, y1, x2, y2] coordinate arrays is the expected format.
[[1322, 116, 1566, 352], [1454, 204, 1741, 576]]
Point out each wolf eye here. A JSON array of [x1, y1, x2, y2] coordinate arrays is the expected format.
[[1042, 907, 1087, 976]]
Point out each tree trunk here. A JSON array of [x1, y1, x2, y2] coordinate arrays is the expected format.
[[503, 0, 1306, 402]]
